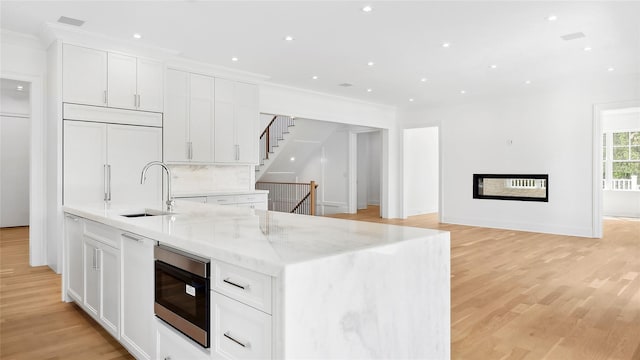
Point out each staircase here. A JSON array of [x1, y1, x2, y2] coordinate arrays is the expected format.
[[256, 115, 295, 179]]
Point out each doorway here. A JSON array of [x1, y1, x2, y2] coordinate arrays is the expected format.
[[0, 73, 45, 267], [0, 78, 30, 227], [403, 127, 439, 217], [355, 131, 382, 216]]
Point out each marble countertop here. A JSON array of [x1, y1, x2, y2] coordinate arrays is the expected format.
[[63, 201, 447, 276], [172, 189, 269, 198]]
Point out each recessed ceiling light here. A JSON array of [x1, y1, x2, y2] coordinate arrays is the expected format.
[[312, 75, 318, 80], [133, 33, 142, 39], [442, 42, 451, 48], [607, 67, 615, 72], [231, 57, 239, 62], [367, 61, 375, 66], [547, 14, 558, 21], [420, 78, 428, 82], [409, 98, 414, 102], [284, 35, 294, 41], [525, 80, 532, 85], [489, 64, 498, 69], [290, 157, 295, 162], [583, 46, 592, 51], [367, 88, 372, 92], [362, 5, 373, 12], [16, 85, 24, 91], [460, 90, 466, 94]]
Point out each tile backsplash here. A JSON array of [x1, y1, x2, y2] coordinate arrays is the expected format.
[[169, 164, 254, 194]]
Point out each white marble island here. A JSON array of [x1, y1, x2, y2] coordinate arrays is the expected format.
[[63, 200, 450, 359]]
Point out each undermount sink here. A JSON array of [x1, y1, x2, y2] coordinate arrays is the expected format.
[[120, 209, 173, 218]]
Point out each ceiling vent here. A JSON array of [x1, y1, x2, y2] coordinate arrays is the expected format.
[[560, 32, 586, 41], [57, 16, 85, 27], [338, 83, 353, 87]]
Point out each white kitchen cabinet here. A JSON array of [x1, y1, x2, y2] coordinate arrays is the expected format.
[[211, 292, 272, 360], [64, 214, 84, 303], [63, 120, 162, 205], [63, 44, 108, 107], [214, 79, 258, 164], [63, 120, 107, 204], [164, 69, 214, 162], [84, 235, 120, 339], [156, 320, 210, 360], [108, 53, 164, 112], [205, 193, 268, 210], [63, 44, 163, 112], [121, 232, 156, 360]]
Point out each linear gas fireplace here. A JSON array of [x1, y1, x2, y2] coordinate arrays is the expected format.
[[473, 174, 549, 202]]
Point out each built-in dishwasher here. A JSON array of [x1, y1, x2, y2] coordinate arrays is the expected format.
[[154, 244, 211, 348]]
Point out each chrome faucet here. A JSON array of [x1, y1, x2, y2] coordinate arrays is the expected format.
[[140, 161, 175, 211]]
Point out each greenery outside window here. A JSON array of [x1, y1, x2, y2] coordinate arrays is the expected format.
[[603, 130, 640, 190]]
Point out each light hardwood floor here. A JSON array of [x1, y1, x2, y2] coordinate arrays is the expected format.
[[328, 207, 640, 360], [1, 211, 639, 359], [0, 227, 132, 360]]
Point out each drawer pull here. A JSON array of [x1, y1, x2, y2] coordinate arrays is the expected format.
[[223, 278, 248, 290], [122, 233, 142, 242], [224, 332, 249, 348]]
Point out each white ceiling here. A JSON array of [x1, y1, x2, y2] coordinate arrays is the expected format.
[[1, 1, 639, 108]]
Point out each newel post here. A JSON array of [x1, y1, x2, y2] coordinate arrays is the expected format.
[[310, 181, 316, 216]]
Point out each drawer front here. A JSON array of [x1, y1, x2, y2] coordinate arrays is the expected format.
[[211, 292, 272, 360], [156, 320, 210, 360], [207, 195, 237, 205], [83, 219, 120, 249], [212, 260, 272, 314], [178, 196, 207, 204], [235, 202, 266, 210], [235, 193, 267, 204]]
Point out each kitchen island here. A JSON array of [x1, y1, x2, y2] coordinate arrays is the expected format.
[[63, 200, 450, 359]]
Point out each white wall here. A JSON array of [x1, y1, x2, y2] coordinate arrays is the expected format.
[[0, 29, 47, 266], [404, 127, 439, 216], [298, 130, 350, 215], [401, 73, 639, 237]]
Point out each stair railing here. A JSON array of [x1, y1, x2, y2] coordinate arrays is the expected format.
[[259, 115, 295, 166], [255, 181, 318, 215]]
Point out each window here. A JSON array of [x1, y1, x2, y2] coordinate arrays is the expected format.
[[603, 130, 640, 190]]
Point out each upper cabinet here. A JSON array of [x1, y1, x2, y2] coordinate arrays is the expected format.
[[63, 44, 163, 113], [165, 71, 258, 165], [214, 78, 259, 164], [63, 45, 108, 107], [164, 69, 215, 163]]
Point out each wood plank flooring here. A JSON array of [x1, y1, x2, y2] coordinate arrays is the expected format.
[[0, 226, 132, 360], [328, 207, 640, 360], [1, 210, 639, 359]]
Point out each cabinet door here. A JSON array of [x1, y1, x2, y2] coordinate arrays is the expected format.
[[214, 78, 236, 163], [108, 52, 138, 110], [63, 121, 107, 205], [137, 58, 164, 112], [189, 74, 214, 162], [100, 243, 120, 338], [84, 239, 101, 319], [107, 124, 162, 203], [121, 233, 156, 360], [62, 44, 107, 106], [164, 69, 190, 162], [234, 82, 259, 164], [65, 214, 84, 302]]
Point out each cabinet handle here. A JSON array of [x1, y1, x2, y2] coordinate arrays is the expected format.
[[103, 165, 108, 201], [223, 278, 248, 290], [223, 332, 249, 348], [92, 248, 97, 270], [96, 248, 101, 271], [134, 94, 138, 108], [122, 233, 143, 242], [106, 165, 112, 201], [65, 214, 79, 222], [189, 142, 193, 160], [103, 90, 108, 104]]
